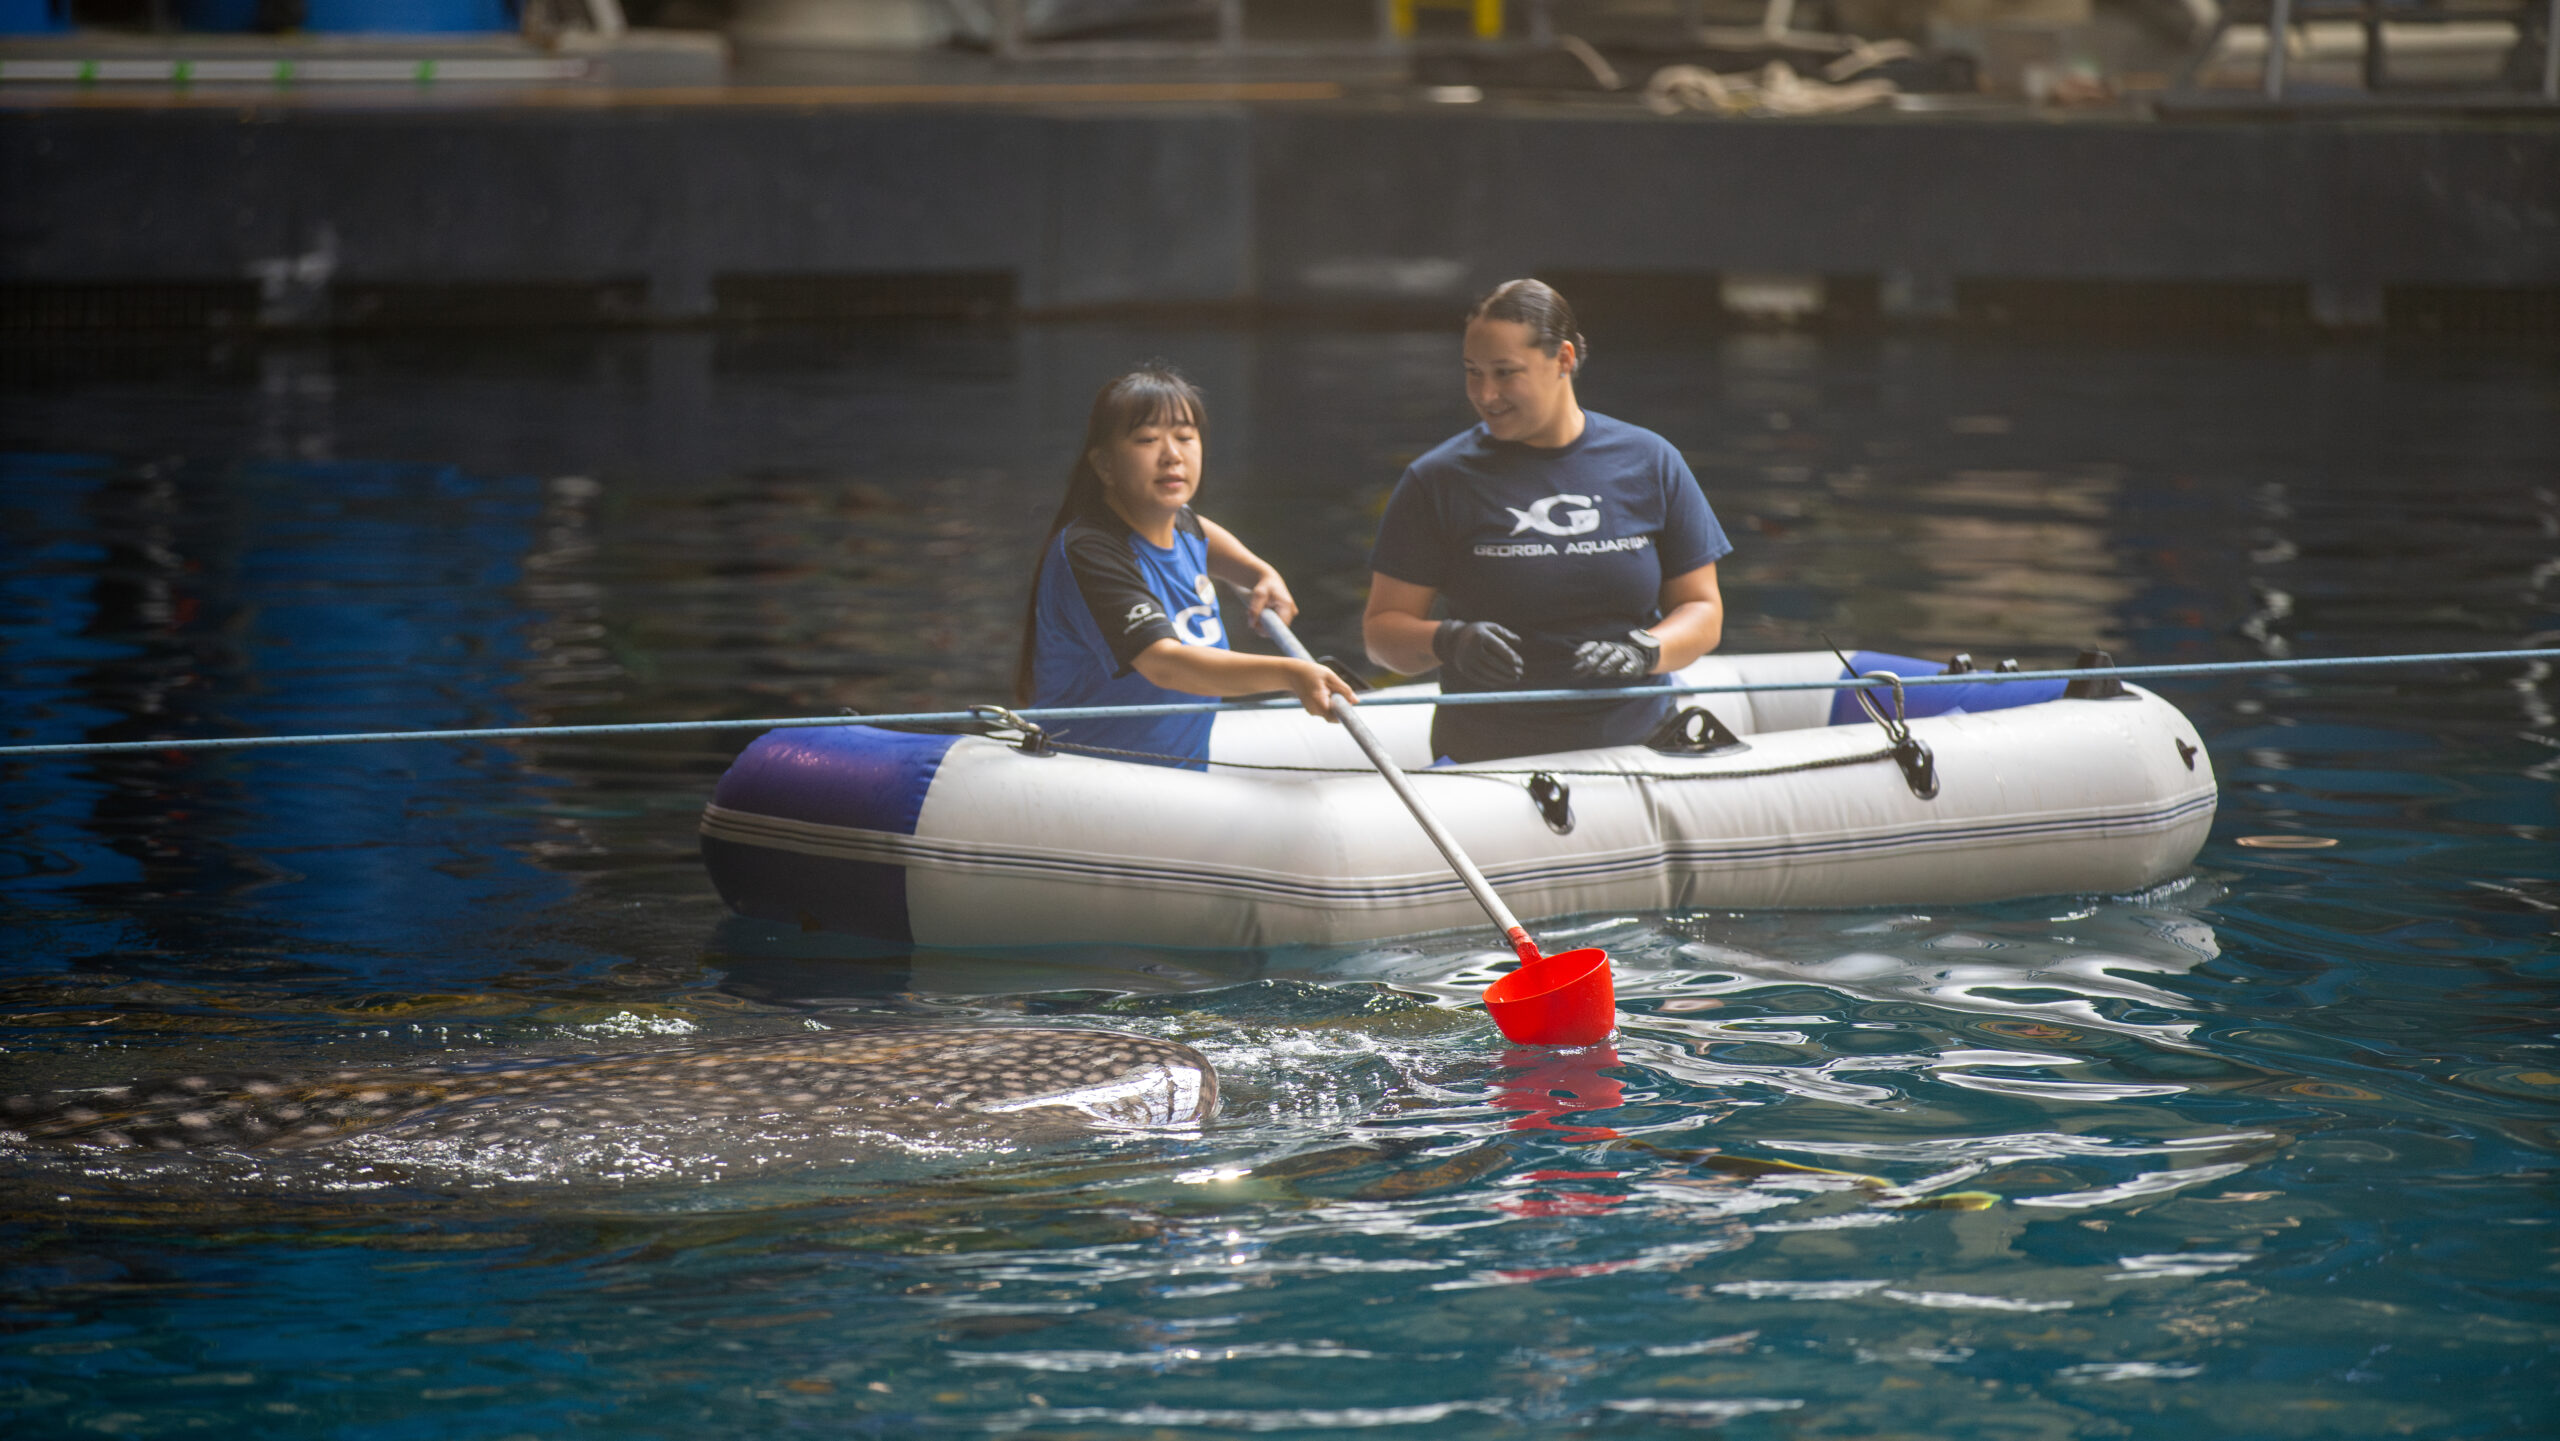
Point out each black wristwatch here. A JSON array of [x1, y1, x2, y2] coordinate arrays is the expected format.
[[1628, 627, 1663, 671]]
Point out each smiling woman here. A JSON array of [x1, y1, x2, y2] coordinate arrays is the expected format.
[[1016, 365, 1358, 769], [1363, 279, 1734, 763]]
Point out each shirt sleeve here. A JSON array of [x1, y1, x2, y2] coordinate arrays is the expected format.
[[1656, 447, 1733, 577], [1365, 470, 1445, 588], [1060, 525, 1178, 673]]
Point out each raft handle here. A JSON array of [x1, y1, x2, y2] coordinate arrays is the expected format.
[[1527, 772, 1576, 834]]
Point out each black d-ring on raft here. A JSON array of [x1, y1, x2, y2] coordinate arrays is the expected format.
[[1527, 772, 1575, 834], [1646, 705, 1749, 756], [2064, 648, 2132, 700], [1891, 737, 1940, 800]]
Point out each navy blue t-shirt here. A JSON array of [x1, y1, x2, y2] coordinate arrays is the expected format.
[[1030, 506, 1229, 769], [1368, 411, 1731, 761]]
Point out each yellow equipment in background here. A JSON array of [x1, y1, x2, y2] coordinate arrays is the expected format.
[[1392, 0, 1504, 40]]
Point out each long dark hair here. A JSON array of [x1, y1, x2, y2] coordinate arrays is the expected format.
[[1012, 365, 1209, 703], [1468, 277, 1588, 374]]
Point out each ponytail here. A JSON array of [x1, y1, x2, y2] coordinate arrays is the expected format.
[[1012, 365, 1208, 703]]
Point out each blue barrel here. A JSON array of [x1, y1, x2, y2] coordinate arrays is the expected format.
[[0, 0, 70, 34], [301, 0, 515, 32], [176, 0, 265, 31]]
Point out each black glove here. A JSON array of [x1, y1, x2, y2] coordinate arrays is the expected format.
[[1433, 619, 1525, 687], [1570, 628, 1662, 681]]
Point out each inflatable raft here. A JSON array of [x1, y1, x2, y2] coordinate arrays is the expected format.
[[700, 651, 2217, 948]]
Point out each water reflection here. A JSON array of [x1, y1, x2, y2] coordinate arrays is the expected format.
[[1902, 466, 2132, 653], [2, 326, 2557, 1439], [1489, 1045, 1626, 1141]]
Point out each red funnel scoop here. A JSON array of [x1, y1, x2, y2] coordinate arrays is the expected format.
[[1483, 944, 1616, 1047]]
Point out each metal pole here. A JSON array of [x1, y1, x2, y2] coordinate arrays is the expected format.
[[1218, 0, 1245, 53], [1260, 613, 1531, 953], [2263, 0, 2293, 99], [2543, 0, 2558, 101], [2360, 0, 2382, 92], [994, 0, 1026, 61]]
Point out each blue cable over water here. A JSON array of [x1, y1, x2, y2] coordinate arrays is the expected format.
[[2, 648, 2553, 760]]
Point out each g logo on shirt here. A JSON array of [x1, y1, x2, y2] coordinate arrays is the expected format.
[[1172, 574, 1224, 647], [1507, 494, 1601, 537]]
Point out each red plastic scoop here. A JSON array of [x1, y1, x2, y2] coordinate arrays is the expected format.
[[1261, 615, 1617, 1047], [1482, 946, 1617, 1047]]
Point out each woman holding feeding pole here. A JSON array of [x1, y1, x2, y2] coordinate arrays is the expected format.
[[1363, 279, 1733, 763], [1017, 364, 1356, 770]]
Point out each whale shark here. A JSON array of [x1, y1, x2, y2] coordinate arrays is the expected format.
[[1, 1026, 1217, 1183]]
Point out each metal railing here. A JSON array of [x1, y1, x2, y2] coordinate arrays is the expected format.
[[2182, 0, 2559, 100], [980, 0, 1402, 59], [971, 0, 1788, 61]]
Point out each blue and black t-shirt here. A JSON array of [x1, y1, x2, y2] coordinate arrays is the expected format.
[[1369, 411, 1731, 762], [1030, 505, 1229, 769]]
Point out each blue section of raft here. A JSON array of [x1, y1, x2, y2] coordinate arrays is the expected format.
[[1827, 651, 2069, 728], [703, 725, 955, 943]]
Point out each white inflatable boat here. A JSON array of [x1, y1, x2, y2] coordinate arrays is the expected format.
[[700, 650, 2217, 948]]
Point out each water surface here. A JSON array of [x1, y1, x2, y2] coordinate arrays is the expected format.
[[3, 325, 2555, 1438]]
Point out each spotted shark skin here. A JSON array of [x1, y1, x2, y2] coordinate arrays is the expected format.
[[0, 1027, 1218, 1157]]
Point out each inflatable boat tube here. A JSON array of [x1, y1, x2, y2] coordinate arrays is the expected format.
[[699, 651, 2217, 949]]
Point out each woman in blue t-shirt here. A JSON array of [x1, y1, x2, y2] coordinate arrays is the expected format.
[[1363, 279, 1733, 763], [1014, 366, 1357, 769]]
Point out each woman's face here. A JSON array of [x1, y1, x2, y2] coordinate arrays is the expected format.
[[1092, 409, 1203, 522], [1464, 318, 1576, 444]]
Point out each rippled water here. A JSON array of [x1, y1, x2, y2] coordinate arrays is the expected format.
[[3, 327, 2555, 1438]]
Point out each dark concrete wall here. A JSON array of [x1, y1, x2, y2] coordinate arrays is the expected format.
[[4, 103, 2555, 322], [0, 106, 1253, 315], [1252, 113, 2560, 306]]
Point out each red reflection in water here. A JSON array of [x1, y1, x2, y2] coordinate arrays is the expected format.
[[1492, 1257, 1645, 1283], [1490, 1044, 1626, 1141], [1496, 1192, 1625, 1219]]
